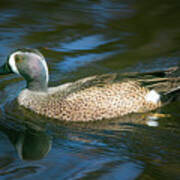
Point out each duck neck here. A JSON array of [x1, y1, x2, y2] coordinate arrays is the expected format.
[[27, 79, 48, 92]]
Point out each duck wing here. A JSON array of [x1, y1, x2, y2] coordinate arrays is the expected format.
[[52, 66, 179, 98], [53, 73, 118, 98]]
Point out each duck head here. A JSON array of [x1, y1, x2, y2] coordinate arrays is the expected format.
[[0, 48, 49, 92]]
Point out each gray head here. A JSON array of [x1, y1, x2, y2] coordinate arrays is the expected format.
[[0, 48, 49, 92]]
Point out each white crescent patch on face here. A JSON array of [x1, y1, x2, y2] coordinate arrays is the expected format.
[[8, 51, 21, 75]]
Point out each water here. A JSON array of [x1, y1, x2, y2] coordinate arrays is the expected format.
[[0, 0, 180, 179]]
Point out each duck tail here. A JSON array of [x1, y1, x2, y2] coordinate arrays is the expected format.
[[135, 66, 180, 104], [148, 77, 180, 104], [162, 83, 180, 103]]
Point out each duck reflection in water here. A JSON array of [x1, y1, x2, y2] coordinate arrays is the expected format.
[[0, 125, 52, 161]]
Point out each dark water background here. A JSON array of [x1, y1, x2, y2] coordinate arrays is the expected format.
[[0, 0, 180, 179]]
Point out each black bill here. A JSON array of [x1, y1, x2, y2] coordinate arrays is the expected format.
[[0, 63, 12, 75]]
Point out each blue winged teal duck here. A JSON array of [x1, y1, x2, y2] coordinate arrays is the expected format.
[[0, 48, 179, 121]]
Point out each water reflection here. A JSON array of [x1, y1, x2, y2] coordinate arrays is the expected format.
[[60, 35, 118, 51], [57, 52, 117, 72], [0, 106, 179, 179], [0, 126, 52, 161]]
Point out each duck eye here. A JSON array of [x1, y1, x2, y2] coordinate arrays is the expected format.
[[15, 54, 24, 64]]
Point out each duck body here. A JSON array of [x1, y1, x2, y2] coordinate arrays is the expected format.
[[0, 48, 179, 122], [18, 76, 161, 121]]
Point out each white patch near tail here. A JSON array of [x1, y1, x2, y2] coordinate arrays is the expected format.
[[145, 90, 160, 104]]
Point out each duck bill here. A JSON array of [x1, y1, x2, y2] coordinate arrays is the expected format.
[[0, 63, 12, 75]]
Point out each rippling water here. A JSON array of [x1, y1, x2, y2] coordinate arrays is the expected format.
[[0, 0, 180, 179]]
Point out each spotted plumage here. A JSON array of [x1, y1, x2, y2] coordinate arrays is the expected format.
[[0, 48, 179, 121], [18, 80, 161, 121]]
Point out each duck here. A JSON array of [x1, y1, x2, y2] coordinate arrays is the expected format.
[[0, 48, 179, 122]]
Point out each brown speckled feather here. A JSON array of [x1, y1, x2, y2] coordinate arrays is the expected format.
[[18, 73, 164, 121]]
